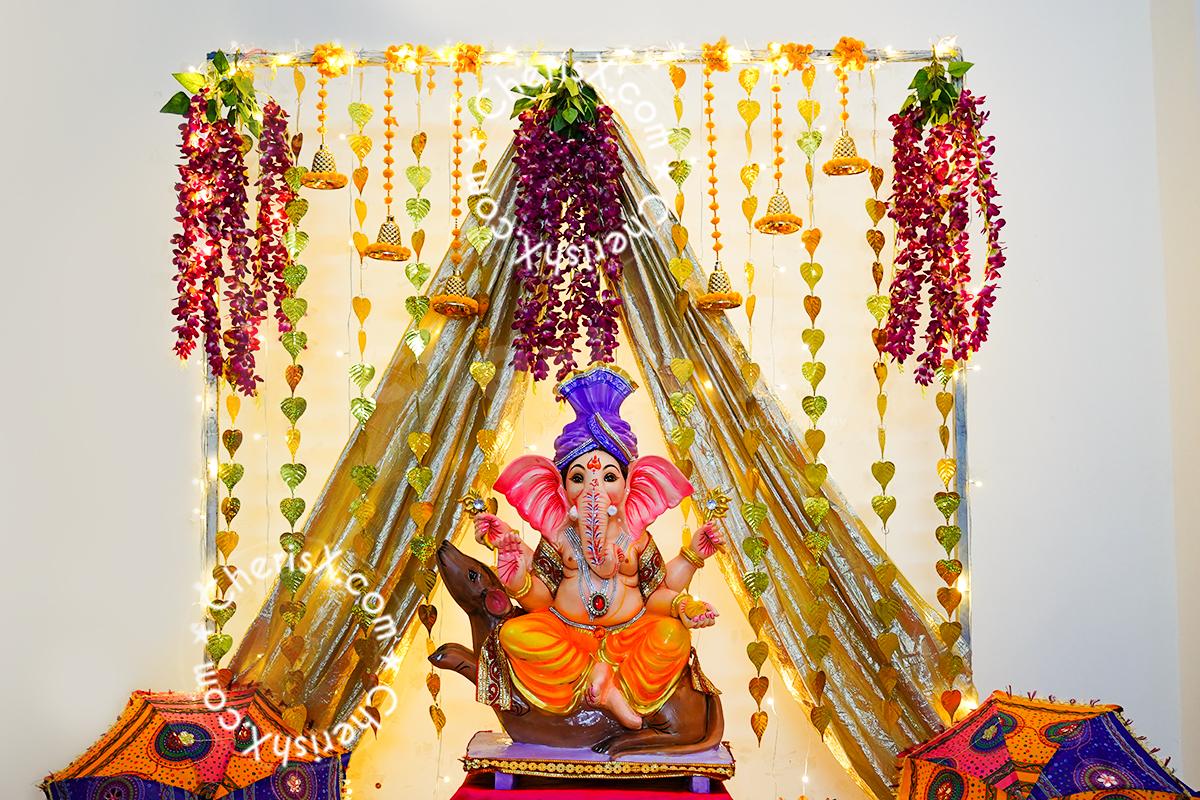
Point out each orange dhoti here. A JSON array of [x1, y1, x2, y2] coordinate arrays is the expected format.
[[498, 609, 691, 716]]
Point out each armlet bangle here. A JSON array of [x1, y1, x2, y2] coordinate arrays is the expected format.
[[679, 544, 705, 569], [671, 592, 693, 619], [508, 572, 533, 600]]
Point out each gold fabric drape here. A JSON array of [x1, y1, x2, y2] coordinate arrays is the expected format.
[[228, 113, 971, 800], [612, 126, 972, 799], [228, 140, 529, 727]]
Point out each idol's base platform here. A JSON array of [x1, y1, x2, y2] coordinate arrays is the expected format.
[[458, 731, 735, 794]]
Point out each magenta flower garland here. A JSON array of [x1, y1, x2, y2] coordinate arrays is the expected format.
[[510, 100, 625, 381], [170, 92, 293, 395], [884, 83, 1006, 385]]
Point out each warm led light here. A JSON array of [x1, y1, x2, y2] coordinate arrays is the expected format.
[[703, 379, 714, 390], [335, 350, 345, 358], [934, 36, 959, 59], [726, 47, 747, 64]]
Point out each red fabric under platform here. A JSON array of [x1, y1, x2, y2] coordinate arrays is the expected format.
[[449, 773, 732, 799]]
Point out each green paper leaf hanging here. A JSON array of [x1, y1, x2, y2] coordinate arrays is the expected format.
[[746, 640, 769, 671], [404, 329, 431, 358], [281, 297, 308, 324], [350, 396, 376, 426], [406, 197, 431, 226], [797, 130, 824, 158], [466, 225, 493, 254], [407, 465, 434, 497], [742, 536, 769, 564], [206, 633, 233, 662], [668, 159, 692, 187], [280, 565, 306, 594], [284, 229, 310, 259], [410, 534, 436, 564], [803, 496, 830, 526], [349, 362, 376, 391], [347, 101, 374, 128], [280, 462, 307, 489], [280, 396, 308, 424], [284, 166, 308, 193], [281, 331, 308, 359], [467, 95, 493, 125], [285, 198, 309, 225], [668, 127, 692, 153], [350, 464, 379, 492], [217, 462, 244, 492], [801, 395, 828, 424], [282, 263, 308, 290], [405, 262, 431, 289], [280, 497, 306, 526], [406, 165, 432, 192], [740, 500, 768, 531], [405, 295, 431, 322]]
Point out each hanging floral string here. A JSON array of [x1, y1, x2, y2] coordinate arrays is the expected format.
[[665, 63, 694, 289], [303, 42, 350, 190], [754, 46, 802, 235], [697, 39, 739, 312], [883, 58, 1005, 384], [365, 46, 413, 262], [430, 44, 483, 318], [255, 101, 294, 336], [737, 65, 761, 334], [208, 387, 243, 667], [823, 37, 870, 176], [510, 56, 624, 380]]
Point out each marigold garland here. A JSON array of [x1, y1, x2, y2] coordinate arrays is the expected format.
[[697, 38, 739, 312], [754, 48, 802, 235], [431, 43, 483, 318], [366, 48, 411, 262], [303, 42, 349, 190], [824, 36, 870, 177]]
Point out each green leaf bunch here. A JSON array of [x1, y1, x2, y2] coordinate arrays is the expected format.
[[160, 50, 262, 139], [898, 57, 973, 129], [510, 54, 601, 138]]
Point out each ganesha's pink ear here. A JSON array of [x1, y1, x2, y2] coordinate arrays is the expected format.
[[624, 455, 694, 537], [494, 455, 568, 539]]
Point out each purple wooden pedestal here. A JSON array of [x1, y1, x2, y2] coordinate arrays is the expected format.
[[464, 731, 735, 794]]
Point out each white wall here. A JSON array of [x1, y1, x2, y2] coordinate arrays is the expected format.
[[2, 0, 1195, 798]]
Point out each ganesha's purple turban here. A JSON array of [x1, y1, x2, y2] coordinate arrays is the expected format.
[[553, 363, 639, 470]]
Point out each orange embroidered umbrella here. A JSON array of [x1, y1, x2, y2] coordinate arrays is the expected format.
[[898, 691, 1196, 800], [42, 684, 349, 799]]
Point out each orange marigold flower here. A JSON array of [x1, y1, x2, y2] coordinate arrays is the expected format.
[[701, 37, 731, 73], [452, 42, 484, 76], [781, 42, 814, 72], [312, 41, 351, 78], [833, 36, 868, 71]]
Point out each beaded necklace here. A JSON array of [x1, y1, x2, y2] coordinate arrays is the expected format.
[[564, 525, 632, 618]]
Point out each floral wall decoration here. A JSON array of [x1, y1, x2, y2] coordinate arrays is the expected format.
[[510, 56, 624, 380], [883, 57, 1006, 384]]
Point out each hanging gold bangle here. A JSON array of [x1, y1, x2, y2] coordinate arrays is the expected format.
[[507, 572, 533, 600], [680, 544, 705, 569], [671, 592, 694, 619]]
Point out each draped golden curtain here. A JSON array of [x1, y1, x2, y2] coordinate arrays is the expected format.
[[229, 114, 972, 800], [613, 128, 971, 800]]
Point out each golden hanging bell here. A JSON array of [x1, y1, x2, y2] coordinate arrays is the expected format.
[[301, 144, 348, 189], [754, 191, 803, 235], [364, 216, 412, 262], [696, 264, 742, 311], [822, 131, 870, 176], [431, 272, 480, 318]]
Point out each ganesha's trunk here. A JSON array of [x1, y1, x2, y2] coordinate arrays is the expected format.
[[578, 485, 607, 568]]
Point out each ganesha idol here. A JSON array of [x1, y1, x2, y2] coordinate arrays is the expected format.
[[431, 363, 727, 757]]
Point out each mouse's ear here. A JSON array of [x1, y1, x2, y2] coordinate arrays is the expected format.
[[494, 455, 568, 539]]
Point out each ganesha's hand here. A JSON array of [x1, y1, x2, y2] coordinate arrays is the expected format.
[[474, 513, 512, 548], [495, 534, 525, 586], [680, 599, 719, 630], [690, 521, 725, 560]]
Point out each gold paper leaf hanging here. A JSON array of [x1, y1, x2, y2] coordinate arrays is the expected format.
[[939, 620, 963, 647], [411, 501, 434, 529], [348, 134, 373, 160], [352, 231, 369, 258], [354, 199, 368, 227], [936, 391, 955, 419], [476, 429, 498, 457], [748, 605, 768, 636], [741, 196, 758, 226], [406, 465, 433, 496], [226, 393, 241, 422], [740, 362, 761, 387], [672, 224, 688, 251], [810, 703, 832, 737], [469, 361, 496, 391], [746, 640, 769, 672], [353, 167, 368, 193], [737, 98, 760, 126], [669, 426, 696, 450], [748, 675, 769, 705], [408, 431, 432, 460], [798, 99, 821, 125], [216, 530, 239, 559], [750, 710, 769, 744], [669, 258, 693, 285], [669, 64, 686, 90], [739, 163, 760, 192], [478, 461, 499, 487], [352, 296, 372, 324], [866, 197, 887, 224], [738, 66, 760, 94], [474, 326, 491, 352], [669, 357, 694, 385], [803, 462, 828, 490], [429, 704, 446, 735], [804, 428, 826, 458], [746, 294, 757, 323], [877, 631, 900, 659], [411, 131, 427, 159], [293, 67, 306, 96], [669, 391, 697, 417], [871, 460, 896, 491]]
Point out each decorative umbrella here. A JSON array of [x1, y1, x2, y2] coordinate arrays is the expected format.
[[898, 691, 1196, 800], [42, 684, 349, 800]]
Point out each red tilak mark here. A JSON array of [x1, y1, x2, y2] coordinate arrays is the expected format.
[[586, 455, 602, 470]]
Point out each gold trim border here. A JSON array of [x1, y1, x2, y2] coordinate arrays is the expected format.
[[462, 755, 735, 780]]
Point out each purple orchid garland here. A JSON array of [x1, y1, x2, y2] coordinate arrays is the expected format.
[[170, 93, 293, 395], [511, 105, 625, 381], [883, 89, 1006, 385]]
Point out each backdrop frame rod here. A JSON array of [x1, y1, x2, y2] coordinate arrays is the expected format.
[[229, 46, 953, 69]]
